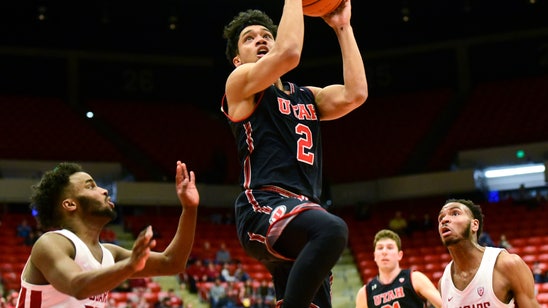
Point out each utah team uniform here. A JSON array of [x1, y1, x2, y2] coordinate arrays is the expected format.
[[17, 229, 115, 308], [365, 269, 428, 308], [440, 247, 515, 308], [222, 82, 330, 305]]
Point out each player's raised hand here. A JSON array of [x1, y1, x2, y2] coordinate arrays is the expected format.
[[175, 161, 199, 209]]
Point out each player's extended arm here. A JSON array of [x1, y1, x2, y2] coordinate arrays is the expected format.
[[314, 0, 368, 121], [124, 161, 199, 277], [30, 231, 153, 299]]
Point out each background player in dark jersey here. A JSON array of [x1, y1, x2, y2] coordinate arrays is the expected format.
[[355, 229, 442, 308], [220, 0, 367, 307]]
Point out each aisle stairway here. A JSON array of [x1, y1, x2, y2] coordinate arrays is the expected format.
[[331, 248, 363, 308]]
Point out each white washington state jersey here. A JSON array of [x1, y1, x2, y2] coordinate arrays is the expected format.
[[17, 229, 115, 308], [440, 247, 515, 308]]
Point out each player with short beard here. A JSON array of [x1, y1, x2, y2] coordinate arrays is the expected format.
[[437, 199, 539, 308], [16, 161, 199, 308]]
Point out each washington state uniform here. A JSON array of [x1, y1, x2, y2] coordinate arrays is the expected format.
[[17, 229, 115, 308], [439, 247, 515, 308], [222, 82, 339, 307], [365, 269, 428, 308]]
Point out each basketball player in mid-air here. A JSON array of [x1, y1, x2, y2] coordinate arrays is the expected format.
[[221, 0, 368, 306]]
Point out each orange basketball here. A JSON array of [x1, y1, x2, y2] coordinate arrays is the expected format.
[[302, 0, 344, 17]]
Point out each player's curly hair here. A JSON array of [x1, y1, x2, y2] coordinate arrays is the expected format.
[[223, 9, 278, 65], [444, 198, 484, 239], [30, 162, 83, 229]]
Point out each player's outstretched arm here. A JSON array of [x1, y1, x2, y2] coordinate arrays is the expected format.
[[314, 0, 368, 121], [109, 161, 199, 278]]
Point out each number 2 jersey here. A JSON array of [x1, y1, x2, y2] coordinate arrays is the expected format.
[[221, 82, 323, 203], [365, 269, 428, 308]]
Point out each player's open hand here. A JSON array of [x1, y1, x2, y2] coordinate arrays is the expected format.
[[129, 225, 156, 272], [175, 161, 200, 209]]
